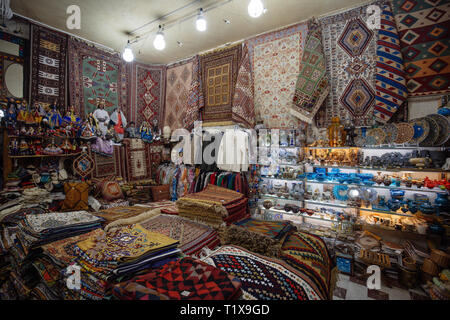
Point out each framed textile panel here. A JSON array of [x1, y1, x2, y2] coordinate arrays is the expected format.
[[68, 38, 130, 118], [88, 145, 126, 180], [30, 25, 68, 108], [200, 44, 242, 125], [122, 138, 152, 182]]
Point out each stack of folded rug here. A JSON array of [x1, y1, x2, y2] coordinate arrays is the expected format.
[[218, 218, 295, 258], [176, 185, 249, 227], [71, 224, 181, 299]]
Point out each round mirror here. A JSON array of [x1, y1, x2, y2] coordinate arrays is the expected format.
[[5, 63, 23, 98]]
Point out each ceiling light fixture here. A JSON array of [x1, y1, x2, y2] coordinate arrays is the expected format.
[[248, 0, 264, 18], [196, 8, 207, 32], [153, 25, 166, 51], [122, 40, 134, 62]]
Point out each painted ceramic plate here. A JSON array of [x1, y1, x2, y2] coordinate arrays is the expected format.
[[409, 118, 430, 145], [367, 128, 386, 146], [383, 124, 398, 144], [428, 114, 450, 146], [394, 123, 414, 144], [419, 116, 439, 147]]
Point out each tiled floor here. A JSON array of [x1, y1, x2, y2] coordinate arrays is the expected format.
[[332, 273, 430, 300]]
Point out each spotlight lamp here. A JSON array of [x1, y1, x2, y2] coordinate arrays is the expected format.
[[122, 40, 134, 62], [153, 25, 166, 51], [248, 0, 264, 18], [196, 8, 207, 32]]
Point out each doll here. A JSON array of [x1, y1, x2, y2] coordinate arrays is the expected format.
[[61, 138, 73, 154], [110, 106, 127, 141], [46, 99, 63, 129], [19, 139, 29, 155], [140, 121, 153, 143], [34, 140, 43, 155], [125, 121, 139, 138], [9, 138, 19, 156], [32, 102, 45, 124], [62, 105, 82, 127], [44, 138, 63, 155], [16, 100, 28, 123], [4, 98, 17, 128], [93, 102, 110, 137], [24, 100, 36, 125]]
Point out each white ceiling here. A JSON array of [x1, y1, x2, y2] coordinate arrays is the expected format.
[[11, 0, 369, 65]]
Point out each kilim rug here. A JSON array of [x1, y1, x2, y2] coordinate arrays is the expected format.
[[201, 245, 324, 300], [391, 0, 450, 96], [68, 38, 130, 117], [30, 25, 68, 108], [88, 144, 126, 179], [180, 184, 244, 207], [290, 19, 329, 124], [93, 206, 150, 224], [218, 218, 295, 258], [246, 22, 307, 129], [112, 257, 242, 300], [122, 138, 152, 182], [164, 58, 194, 131], [317, 2, 380, 128], [281, 231, 333, 300], [231, 44, 255, 128], [130, 62, 166, 127], [200, 44, 242, 126], [374, 3, 408, 122], [183, 55, 204, 130]]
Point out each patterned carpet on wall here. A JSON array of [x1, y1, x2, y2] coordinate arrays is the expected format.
[[391, 0, 450, 96], [183, 55, 204, 130], [68, 38, 130, 117], [131, 63, 166, 127], [30, 25, 68, 108], [246, 22, 307, 129], [200, 44, 242, 126], [122, 138, 153, 182], [88, 145, 126, 180], [164, 58, 194, 131], [317, 2, 380, 128]]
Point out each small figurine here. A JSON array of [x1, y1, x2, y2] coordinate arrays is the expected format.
[[19, 139, 29, 155], [61, 138, 73, 154], [93, 101, 110, 137], [34, 140, 43, 155], [23, 100, 36, 125], [46, 99, 63, 129], [4, 98, 17, 128], [9, 138, 19, 156], [32, 102, 44, 124], [126, 121, 139, 138], [110, 106, 127, 141], [16, 100, 28, 123], [44, 138, 63, 155], [140, 120, 153, 143], [62, 105, 82, 127]]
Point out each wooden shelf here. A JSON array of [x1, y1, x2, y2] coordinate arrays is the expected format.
[[8, 152, 81, 158]]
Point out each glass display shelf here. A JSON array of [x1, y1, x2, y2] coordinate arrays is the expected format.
[[260, 176, 304, 182], [259, 206, 338, 223], [305, 179, 448, 194], [309, 164, 449, 173], [306, 146, 447, 150], [8, 152, 81, 158], [259, 194, 302, 201]]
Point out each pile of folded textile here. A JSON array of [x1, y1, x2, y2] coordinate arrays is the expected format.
[[218, 218, 296, 258], [176, 185, 249, 227], [112, 257, 242, 300], [16, 211, 103, 250], [93, 206, 150, 226], [71, 224, 181, 300]]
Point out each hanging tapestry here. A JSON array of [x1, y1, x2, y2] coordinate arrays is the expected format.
[[122, 138, 152, 182], [183, 55, 204, 130], [201, 245, 323, 300], [246, 22, 307, 129], [88, 145, 126, 179], [231, 44, 255, 128], [68, 38, 130, 117], [374, 3, 408, 122], [30, 25, 68, 108], [281, 231, 333, 300], [391, 0, 450, 96], [317, 3, 379, 128], [164, 58, 194, 131], [200, 44, 242, 126], [130, 62, 165, 128], [290, 19, 329, 124]]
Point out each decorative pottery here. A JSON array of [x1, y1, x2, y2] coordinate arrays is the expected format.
[[428, 114, 450, 146], [383, 123, 398, 145], [333, 185, 348, 202], [420, 116, 439, 146], [263, 200, 273, 209], [327, 117, 346, 147], [367, 127, 386, 146], [409, 118, 430, 145], [419, 203, 435, 215], [394, 123, 414, 144]]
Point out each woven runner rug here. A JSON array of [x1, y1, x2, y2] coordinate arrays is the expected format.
[[200, 44, 242, 126], [246, 22, 307, 129], [122, 138, 152, 182], [201, 245, 323, 300], [317, 2, 380, 128], [374, 2, 408, 123], [231, 44, 255, 128], [183, 55, 204, 130], [290, 19, 329, 124], [391, 0, 450, 96], [164, 58, 194, 131], [68, 38, 130, 117], [30, 25, 68, 108], [281, 231, 333, 300], [94, 206, 150, 224], [88, 144, 125, 179], [130, 62, 166, 127]]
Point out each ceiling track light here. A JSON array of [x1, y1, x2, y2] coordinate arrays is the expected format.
[[248, 0, 264, 18], [196, 8, 207, 32], [122, 40, 134, 62], [153, 25, 166, 51]]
